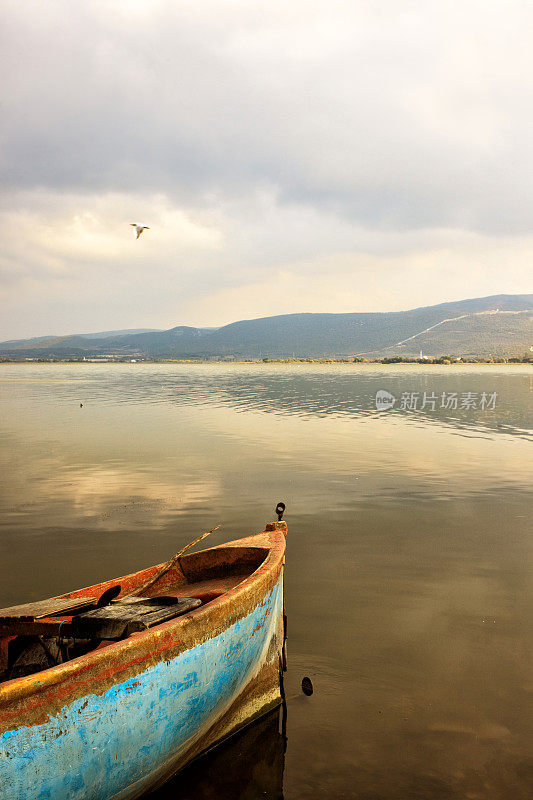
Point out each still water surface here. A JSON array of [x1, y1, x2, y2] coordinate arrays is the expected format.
[[0, 364, 531, 799]]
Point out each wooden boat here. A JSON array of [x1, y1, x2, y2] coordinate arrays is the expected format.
[[0, 519, 287, 800]]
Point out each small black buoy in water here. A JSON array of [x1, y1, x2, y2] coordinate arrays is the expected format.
[[301, 676, 314, 696]]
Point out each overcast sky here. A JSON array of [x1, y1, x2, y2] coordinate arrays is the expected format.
[[1, 0, 532, 339]]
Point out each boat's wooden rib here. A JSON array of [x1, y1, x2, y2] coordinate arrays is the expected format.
[[0, 520, 287, 800]]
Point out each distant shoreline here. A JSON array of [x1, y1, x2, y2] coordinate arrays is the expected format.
[[1, 357, 531, 366]]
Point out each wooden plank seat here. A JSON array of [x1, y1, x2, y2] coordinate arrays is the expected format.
[[0, 596, 97, 624], [0, 595, 201, 640], [71, 596, 202, 640]]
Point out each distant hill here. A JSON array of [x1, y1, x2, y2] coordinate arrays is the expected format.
[[1, 294, 531, 359], [80, 328, 163, 339], [0, 328, 162, 346]]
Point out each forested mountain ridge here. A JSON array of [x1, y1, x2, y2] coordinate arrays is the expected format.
[[1, 295, 531, 359]]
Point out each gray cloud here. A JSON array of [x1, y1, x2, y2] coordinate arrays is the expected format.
[[3, 1, 533, 230], [1, 1, 532, 338]]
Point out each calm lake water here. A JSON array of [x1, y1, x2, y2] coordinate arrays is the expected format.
[[0, 363, 531, 799]]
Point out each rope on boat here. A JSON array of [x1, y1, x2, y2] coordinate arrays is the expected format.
[[129, 525, 221, 597]]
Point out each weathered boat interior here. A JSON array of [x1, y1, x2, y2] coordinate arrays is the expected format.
[[0, 544, 269, 683]]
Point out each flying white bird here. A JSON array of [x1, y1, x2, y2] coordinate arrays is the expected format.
[[130, 223, 150, 239]]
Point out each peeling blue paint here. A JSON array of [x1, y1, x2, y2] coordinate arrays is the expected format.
[[0, 578, 282, 800]]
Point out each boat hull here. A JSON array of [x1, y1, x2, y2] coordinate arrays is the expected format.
[[0, 529, 286, 800]]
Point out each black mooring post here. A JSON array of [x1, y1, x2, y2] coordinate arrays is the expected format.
[[275, 501, 288, 673]]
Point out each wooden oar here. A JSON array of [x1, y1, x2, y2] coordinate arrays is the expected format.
[[130, 525, 221, 597]]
